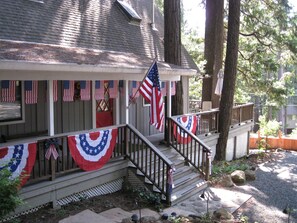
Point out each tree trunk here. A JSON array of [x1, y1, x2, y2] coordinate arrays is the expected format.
[[215, 0, 241, 160], [202, 0, 224, 108], [164, 0, 182, 115]]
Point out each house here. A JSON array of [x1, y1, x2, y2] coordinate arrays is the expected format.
[[0, 0, 254, 218]]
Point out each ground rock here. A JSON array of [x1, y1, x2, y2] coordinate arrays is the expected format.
[[212, 208, 234, 221], [231, 170, 246, 185], [245, 169, 256, 181], [220, 175, 234, 187]]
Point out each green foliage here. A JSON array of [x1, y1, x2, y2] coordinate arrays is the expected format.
[[290, 124, 297, 138], [211, 160, 249, 177], [0, 168, 22, 219], [258, 115, 281, 137]]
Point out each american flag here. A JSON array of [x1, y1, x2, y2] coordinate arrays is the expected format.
[[95, 80, 105, 100], [63, 80, 74, 102], [1, 80, 16, 102], [25, 81, 38, 104], [171, 81, 176, 95], [80, 81, 90, 101], [161, 82, 166, 96], [139, 61, 164, 131], [130, 81, 140, 99], [108, 81, 118, 99]]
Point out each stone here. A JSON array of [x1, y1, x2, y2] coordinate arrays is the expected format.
[[220, 175, 234, 187], [212, 208, 234, 221], [245, 169, 256, 181], [231, 170, 246, 185]]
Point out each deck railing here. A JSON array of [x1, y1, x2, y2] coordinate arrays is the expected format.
[[188, 102, 254, 135], [166, 117, 212, 180], [4, 124, 172, 203]]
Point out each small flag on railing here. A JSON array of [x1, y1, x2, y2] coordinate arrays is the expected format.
[[45, 145, 59, 160], [1, 80, 16, 102], [80, 81, 91, 101], [95, 80, 105, 100], [131, 81, 140, 98], [139, 60, 164, 131], [108, 81, 118, 99], [25, 81, 38, 104], [63, 80, 74, 102]]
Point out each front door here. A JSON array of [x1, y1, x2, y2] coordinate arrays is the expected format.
[[96, 81, 113, 128]]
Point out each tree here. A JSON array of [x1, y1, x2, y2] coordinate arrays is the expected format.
[[202, 0, 225, 108], [215, 0, 241, 160], [164, 0, 183, 115]]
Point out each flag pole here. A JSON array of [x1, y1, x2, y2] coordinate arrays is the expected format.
[[128, 58, 157, 107]]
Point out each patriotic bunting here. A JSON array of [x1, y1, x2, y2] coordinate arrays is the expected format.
[[171, 81, 176, 96], [173, 115, 198, 144], [68, 128, 118, 171], [95, 80, 105, 100], [25, 81, 38, 104], [108, 81, 118, 99], [130, 81, 140, 98], [80, 81, 91, 101], [139, 61, 164, 131], [1, 80, 16, 102], [63, 80, 74, 102], [160, 82, 176, 96], [0, 142, 37, 187]]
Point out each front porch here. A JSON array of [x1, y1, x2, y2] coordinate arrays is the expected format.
[[1, 103, 254, 218]]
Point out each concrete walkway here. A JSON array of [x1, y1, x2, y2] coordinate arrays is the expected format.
[[59, 186, 251, 223]]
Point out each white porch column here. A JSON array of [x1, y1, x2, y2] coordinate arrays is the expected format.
[[92, 81, 96, 129], [124, 80, 129, 124], [115, 94, 120, 125], [47, 80, 54, 136], [166, 81, 172, 117]]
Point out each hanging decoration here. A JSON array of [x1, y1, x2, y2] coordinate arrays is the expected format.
[[173, 115, 198, 144], [44, 139, 59, 160], [95, 80, 105, 100], [0, 142, 37, 187], [68, 128, 118, 171], [25, 80, 38, 104], [1, 80, 16, 102], [108, 80, 118, 99], [63, 80, 74, 102], [80, 80, 91, 101]]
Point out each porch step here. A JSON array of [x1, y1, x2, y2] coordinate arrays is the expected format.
[[128, 136, 209, 206]]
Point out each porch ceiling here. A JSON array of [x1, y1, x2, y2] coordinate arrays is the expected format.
[[0, 40, 197, 81]]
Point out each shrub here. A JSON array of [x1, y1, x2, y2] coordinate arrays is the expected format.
[[259, 116, 281, 137], [0, 167, 23, 219]]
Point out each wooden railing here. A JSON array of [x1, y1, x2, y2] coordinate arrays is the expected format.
[[3, 124, 173, 203], [188, 103, 254, 135], [166, 117, 212, 180], [125, 124, 173, 204]]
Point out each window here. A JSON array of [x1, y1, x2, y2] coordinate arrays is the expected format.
[[116, 0, 142, 23], [0, 81, 24, 125]]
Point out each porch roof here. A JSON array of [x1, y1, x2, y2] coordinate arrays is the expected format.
[[0, 40, 197, 81]]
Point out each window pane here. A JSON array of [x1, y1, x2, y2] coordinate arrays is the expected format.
[[0, 81, 23, 122]]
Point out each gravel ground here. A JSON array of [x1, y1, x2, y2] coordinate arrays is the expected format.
[[233, 150, 297, 223]]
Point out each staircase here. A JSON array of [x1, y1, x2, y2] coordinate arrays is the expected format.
[[128, 134, 208, 206]]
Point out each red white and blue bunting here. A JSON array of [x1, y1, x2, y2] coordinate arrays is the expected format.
[[68, 128, 118, 171], [0, 142, 37, 186], [174, 115, 198, 144]]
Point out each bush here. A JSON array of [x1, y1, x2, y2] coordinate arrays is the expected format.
[[0, 168, 23, 219], [259, 116, 281, 137]]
